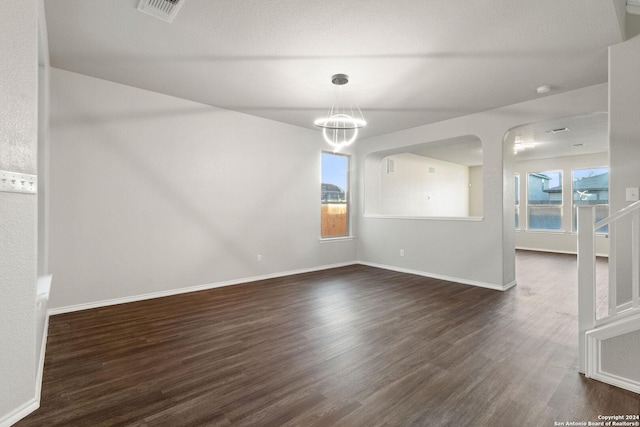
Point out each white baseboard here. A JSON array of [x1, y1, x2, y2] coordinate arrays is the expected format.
[[0, 277, 52, 427], [48, 260, 518, 316], [0, 398, 39, 427], [48, 262, 358, 315], [587, 371, 640, 395], [8, 260, 514, 425], [35, 313, 49, 401], [358, 261, 516, 291]]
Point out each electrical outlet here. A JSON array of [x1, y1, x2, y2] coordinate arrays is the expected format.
[[256, 254, 262, 262], [0, 170, 37, 194], [626, 187, 639, 202], [400, 249, 405, 257]]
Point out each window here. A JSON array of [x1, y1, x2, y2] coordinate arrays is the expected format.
[[321, 152, 349, 238], [515, 173, 520, 229], [572, 167, 609, 232], [527, 171, 562, 230]]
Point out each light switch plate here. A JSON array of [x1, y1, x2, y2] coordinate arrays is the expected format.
[[0, 170, 37, 194], [626, 187, 639, 202]]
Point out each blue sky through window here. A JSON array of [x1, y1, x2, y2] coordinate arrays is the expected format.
[[322, 152, 348, 191]]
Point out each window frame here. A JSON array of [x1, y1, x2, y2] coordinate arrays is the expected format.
[[571, 166, 609, 234], [526, 170, 564, 232], [320, 151, 351, 240]]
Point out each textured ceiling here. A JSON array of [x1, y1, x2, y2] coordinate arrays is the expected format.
[[44, 0, 624, 139]]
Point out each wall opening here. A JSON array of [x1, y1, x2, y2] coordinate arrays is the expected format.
[[364, 135, 483, 218], [505, 112, 609, 254]]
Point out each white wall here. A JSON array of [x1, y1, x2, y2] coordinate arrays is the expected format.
[[380, 153, 469, 217], [515, 152, 609, 255], [469, 166, 483, 217], [356, 84, 608, 290], [609, 34, 640, 304], [601, 34, 640, 378], [0, 0, 38, 424], [48, 68, 357, 310]]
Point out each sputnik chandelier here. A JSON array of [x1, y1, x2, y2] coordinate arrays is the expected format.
[[314, 74, 366, 150]]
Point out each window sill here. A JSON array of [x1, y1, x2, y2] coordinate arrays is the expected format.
[[516, 229, 567, 234], [516, 229, 609, 237], [363, 215, 483, 222], [319, 236, 355, 243]]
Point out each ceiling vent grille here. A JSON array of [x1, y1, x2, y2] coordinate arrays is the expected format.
[[137, 0, 185, 23]]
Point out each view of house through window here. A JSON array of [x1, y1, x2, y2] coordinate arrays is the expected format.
[[321, 152, 349, 238], [573, 167, 609, 232], [527, 170, 563, 230]]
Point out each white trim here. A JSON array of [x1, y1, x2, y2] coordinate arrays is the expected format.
[[48, 260, 519, 315], [363, 215, 483, 222], [515, 246, 609, 258], [585, 313, 640, 393], [35, 313, 49, 400], [2, 280, 53, 426], [48, 262, 357, 315], [587, 312, 640, 341], [587, 370, 640, 394], [319, 236, 355, 243], [516, 246, 577, 255], [357, 261, 516, 291], [0, 398, 39, 427], [37, 0, 50, 68], [518, 229, 566, 235], [595, 304, 638, 327], [618, 300, 634, 312]]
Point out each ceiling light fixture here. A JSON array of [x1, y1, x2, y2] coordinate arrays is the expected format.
[[514, 140, 537, 154], [314, 74, 366, 150]]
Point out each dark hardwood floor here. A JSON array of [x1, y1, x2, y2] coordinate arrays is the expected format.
[[18, 251, 640, 426]]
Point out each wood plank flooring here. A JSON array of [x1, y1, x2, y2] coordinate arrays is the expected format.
[[17, 251, 640, 426]]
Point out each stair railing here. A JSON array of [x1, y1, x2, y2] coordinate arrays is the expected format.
[[577, 200, 640, 374]]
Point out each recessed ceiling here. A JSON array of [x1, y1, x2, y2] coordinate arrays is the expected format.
[[507, 112, 609, 161], [43, 0, 624, 139], [405, 136, 483, 167], [377, 112, 609, 167]]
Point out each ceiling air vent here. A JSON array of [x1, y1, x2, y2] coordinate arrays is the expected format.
[[137, 0, 185, 23]]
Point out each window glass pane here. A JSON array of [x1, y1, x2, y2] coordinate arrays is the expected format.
[[572, 167, 608, 232], [527, 171, 562, 230], [321, 152, 349, 238]]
